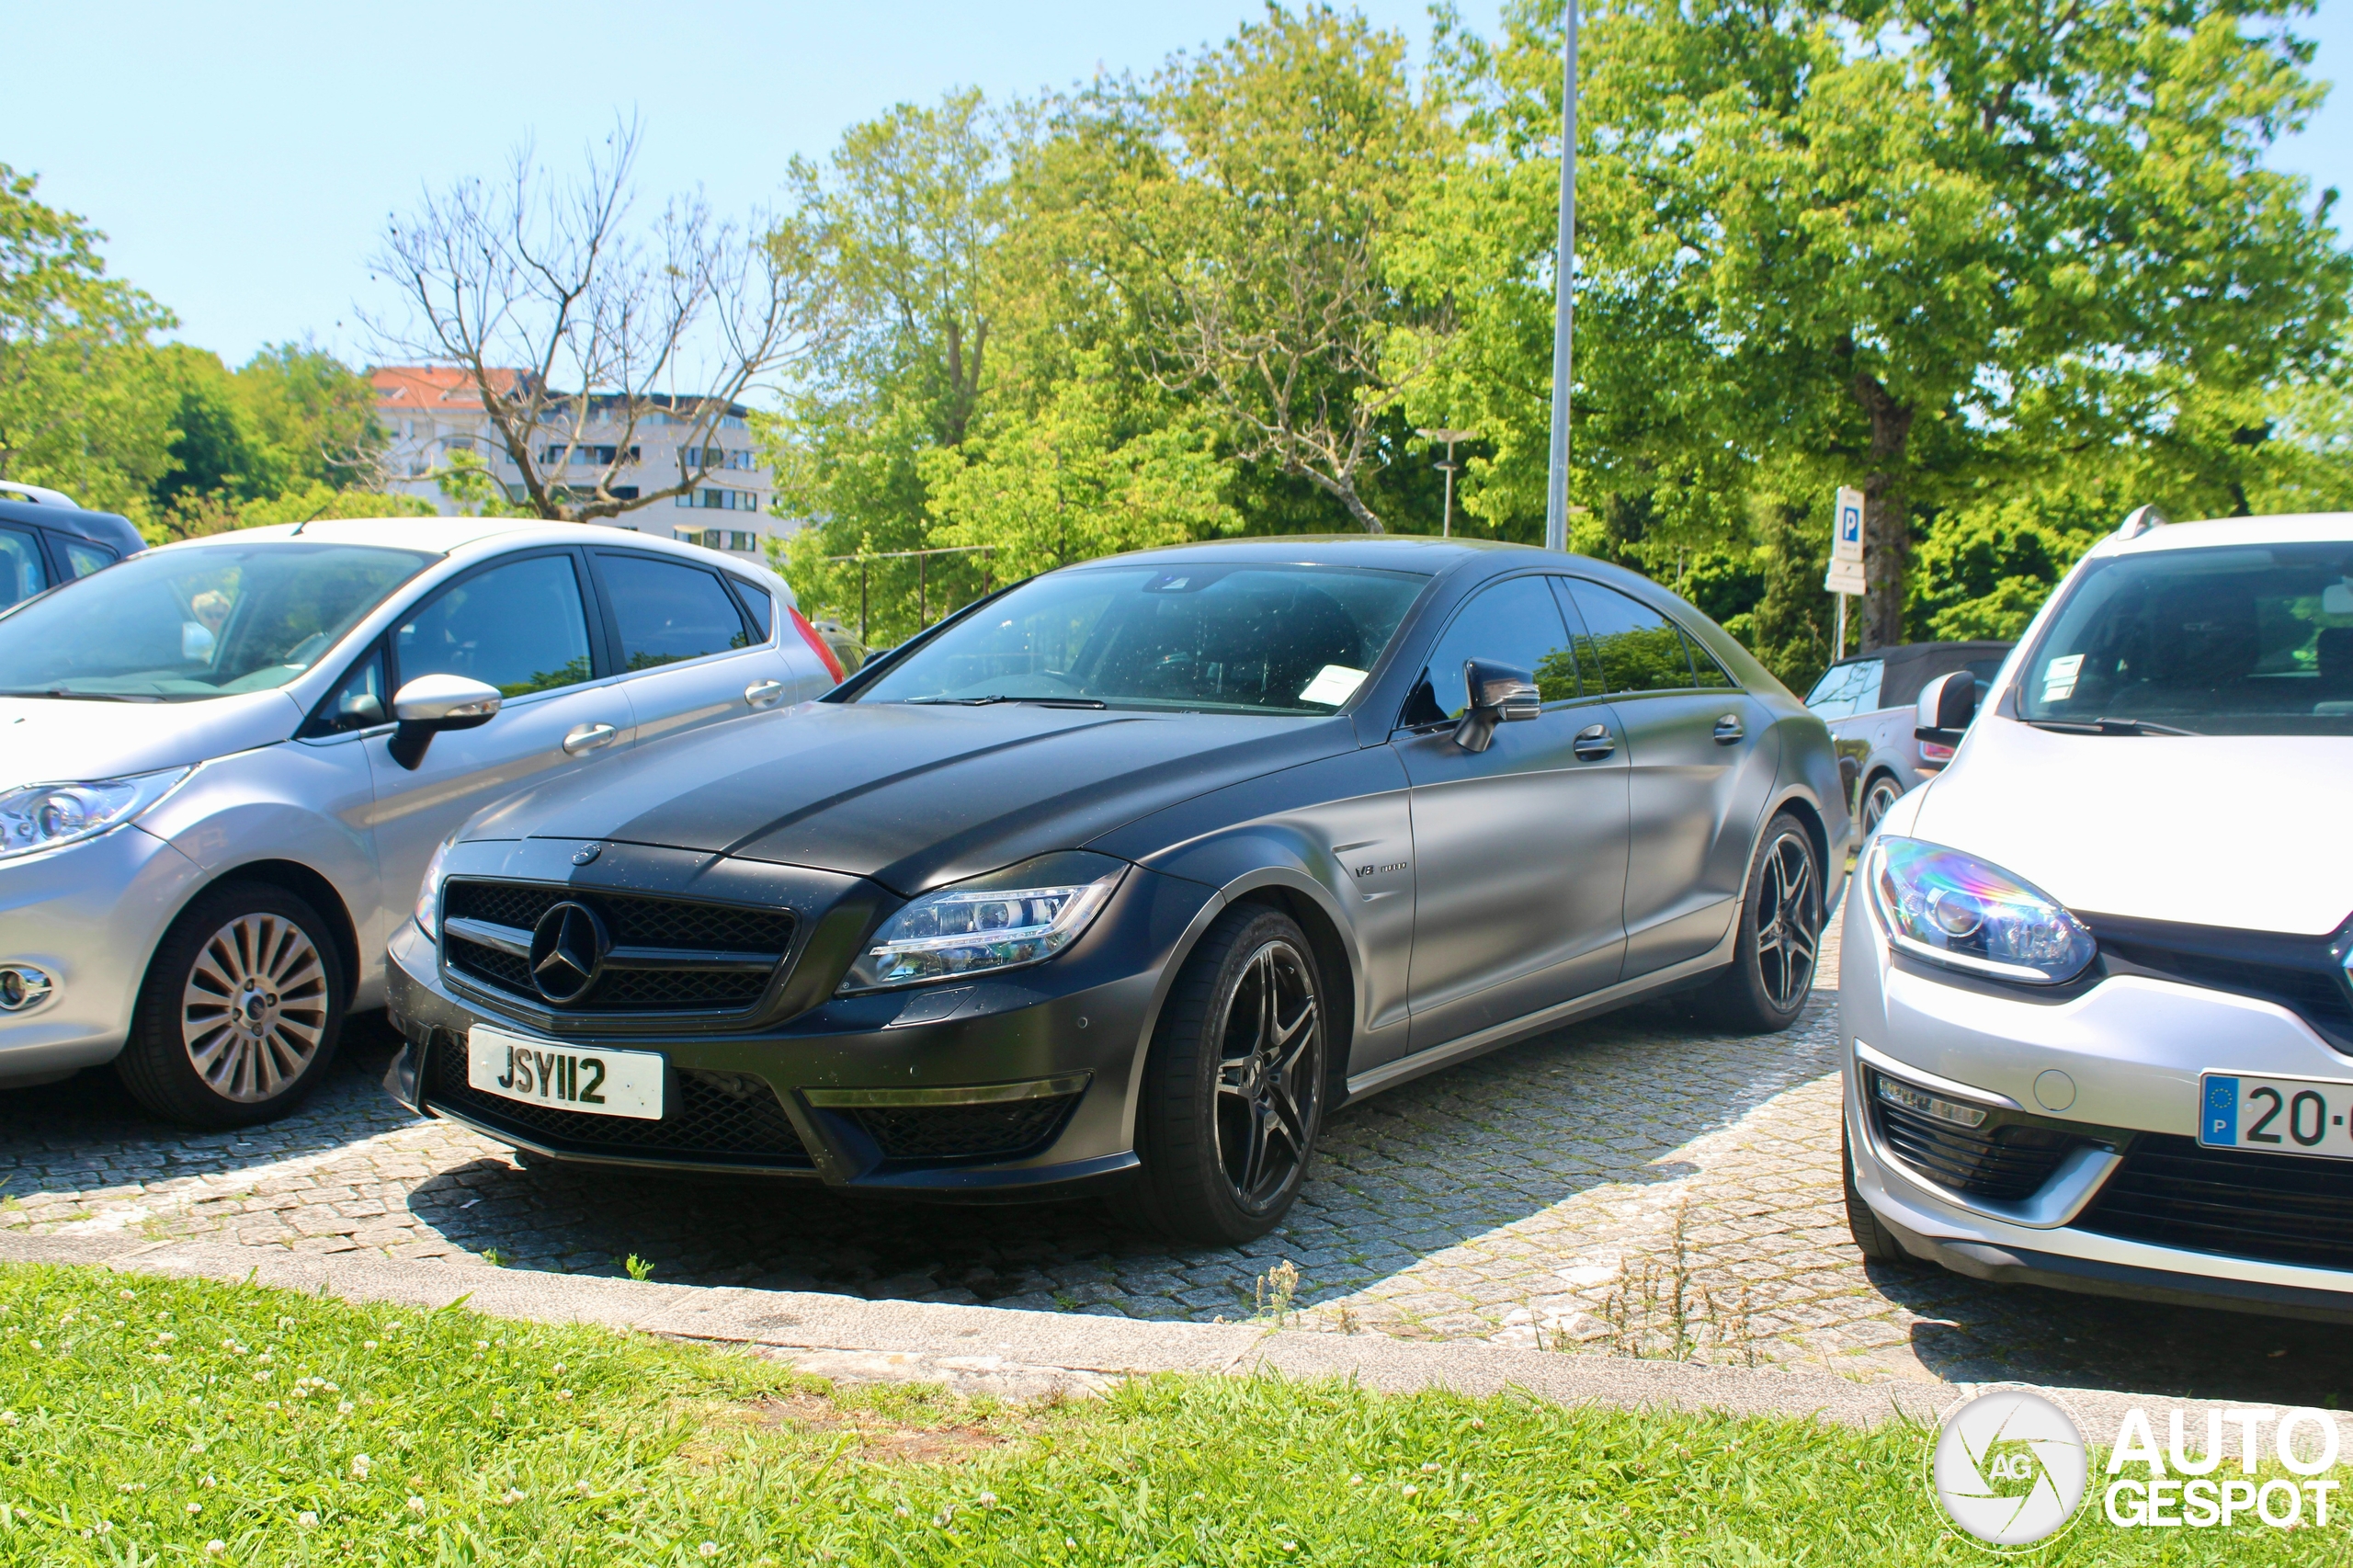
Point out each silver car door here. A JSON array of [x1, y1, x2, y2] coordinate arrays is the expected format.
[[360, 548, 636, 942], [1563, 578, 1778, 978], [1390, 573, 1631, 1060], [584, 549, 809, 748]]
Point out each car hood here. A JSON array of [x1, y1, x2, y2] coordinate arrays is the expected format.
[[462, 700, 1360, 896], [0, 691, 305, 790], [1909, 716, 2353, 937]]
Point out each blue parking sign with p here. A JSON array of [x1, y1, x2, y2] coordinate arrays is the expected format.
[[1839, 503, 1862, 549], [2202, 1076, 2237, 1145]]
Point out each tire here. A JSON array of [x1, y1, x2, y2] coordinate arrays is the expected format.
[[1844, 1120, 1914, 1266], [1859, 772, 1904, 839], [1694, 810, 1824, 1033], [1122, 904, 1327, 1246], [115, 881, 347, 1128]]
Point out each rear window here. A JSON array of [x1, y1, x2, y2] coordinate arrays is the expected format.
[[2018, 542, 2353, 736], [1804, 659, 1883, 720]]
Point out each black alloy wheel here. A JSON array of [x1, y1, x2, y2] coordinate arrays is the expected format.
[[1124, 904, 1327, 1244], [116, 881, 347, 1128], [1859, 773, 1904, 839], [1696, 811, 1824, 1032]]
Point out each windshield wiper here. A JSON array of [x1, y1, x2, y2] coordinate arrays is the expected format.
[[0, 687, 162, 703], [2026, 716, 2200, 737], [904, 695, 1108, 709]]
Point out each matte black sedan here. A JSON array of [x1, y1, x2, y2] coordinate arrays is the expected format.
[[383, 538, 1851, 1242]]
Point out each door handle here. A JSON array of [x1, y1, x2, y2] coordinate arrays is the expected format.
[[561, 722, 619, 756], [1713, 714, 1745, 744], [744, 679, 786, 708], [1573, 723, 1616, 761]]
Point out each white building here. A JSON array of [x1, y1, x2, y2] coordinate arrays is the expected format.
[[371, 366, 802, 559]]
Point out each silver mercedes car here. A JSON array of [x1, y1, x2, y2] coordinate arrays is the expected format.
[[0, 518, 841, 1125]]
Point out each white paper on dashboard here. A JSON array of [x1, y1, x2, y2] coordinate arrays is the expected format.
[[1298, 665, 1368, 706], [2040, 653, 2084, 702]]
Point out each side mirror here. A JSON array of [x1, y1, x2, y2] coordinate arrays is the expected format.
[[1452, 658, 1541, 753], [389, 675, 502, 770], [1914, 669, 1977, 749]]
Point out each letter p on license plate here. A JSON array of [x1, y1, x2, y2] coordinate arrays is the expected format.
[[2200, 1071, 2353, 1162], [468, 1024, 665, 1120]]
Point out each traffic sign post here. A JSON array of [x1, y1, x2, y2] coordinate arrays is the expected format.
[[1824, 486, 1866, 656]]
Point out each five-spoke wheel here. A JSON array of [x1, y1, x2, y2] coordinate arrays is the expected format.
[[1697, 811, 1824, 1032], [1127, 904, 1326, 1244]]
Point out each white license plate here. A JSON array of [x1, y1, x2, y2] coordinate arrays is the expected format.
[[2200, 1072, 2353, 1161], [467, 1025, 665, 1120]]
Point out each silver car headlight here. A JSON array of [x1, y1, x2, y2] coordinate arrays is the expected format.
[[0, 768, 191, 862], [1869, 835, 2096, 983], [414, 833, 460, 942], [839, 851, 1127, 994]]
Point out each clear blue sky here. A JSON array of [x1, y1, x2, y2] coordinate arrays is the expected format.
[[5, 0, 2346, 369]]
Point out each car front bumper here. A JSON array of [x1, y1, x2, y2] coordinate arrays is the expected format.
[[1839, 884, 2353, 1321], [383, 838, 1222, 1199], [0, 825, 206, 1084]]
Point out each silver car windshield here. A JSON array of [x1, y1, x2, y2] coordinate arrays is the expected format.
[[2018, 541, 2353, 736], [0, 542, 433, 701], [858, 563, 1429, 714]]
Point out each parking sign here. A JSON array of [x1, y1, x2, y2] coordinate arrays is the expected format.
[[1834, 486, 1865, 564]]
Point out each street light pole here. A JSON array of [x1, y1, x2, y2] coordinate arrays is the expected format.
[[1543, 0, 1578, 554], [1416, 426, 1480, 538]]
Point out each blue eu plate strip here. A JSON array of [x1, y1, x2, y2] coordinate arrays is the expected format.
[[2202, 1076, 2239, 1146]]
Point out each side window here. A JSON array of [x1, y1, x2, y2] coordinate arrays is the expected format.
[[1803, 658, 1883, 720], [730, 579, 775, 642], [1682, 629, 1737, 689], [0, 527, 47, 609], [1563, 581, 1695, 694], [395, 554, 595, 698], [596, 553, 751, 670], [61, 539, 118, 579], [1404, 575, 1582, 725], [303, 645, 388, 736]]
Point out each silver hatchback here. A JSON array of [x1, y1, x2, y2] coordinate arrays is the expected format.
[[0, 517, 840, 1124]]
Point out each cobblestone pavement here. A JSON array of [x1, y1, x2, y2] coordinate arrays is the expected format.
[[6, 913, 2348, 1404]]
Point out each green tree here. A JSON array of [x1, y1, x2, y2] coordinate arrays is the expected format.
[[0, 165, 176, 517], [233, 342, 388, 492]]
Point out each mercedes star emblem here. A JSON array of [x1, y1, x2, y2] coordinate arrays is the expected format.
[[528, 901, 609, 1004]]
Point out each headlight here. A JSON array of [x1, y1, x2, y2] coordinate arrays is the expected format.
[[838, 851, 1127, 994], [0, 768, 191, 862], [1869, 835, 2096, 983], [414, 834, 460, 942]]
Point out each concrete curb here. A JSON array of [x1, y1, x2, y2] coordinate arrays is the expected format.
[[0, 1233, 2232, 1436]]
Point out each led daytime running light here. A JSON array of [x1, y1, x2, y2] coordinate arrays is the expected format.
[[841, 855, 1126, 993]]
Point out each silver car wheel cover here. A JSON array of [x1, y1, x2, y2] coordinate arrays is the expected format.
[[181, 914, 329, 1102], [1213, 938, 1321, 1212], [1753, 832, 1819, 1010], [1862, 777, 1902, 835]]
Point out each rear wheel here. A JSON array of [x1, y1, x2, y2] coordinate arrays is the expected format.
[[1859, 773, 1904, 839], [1695, 811, 1823, 1032], [1122, 905, 1326, 1245], [115, 882, 347, 1128], [1844, 1121, 1913, 1266]]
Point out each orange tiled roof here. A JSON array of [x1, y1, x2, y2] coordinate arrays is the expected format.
[[370, 366, 528, 409]]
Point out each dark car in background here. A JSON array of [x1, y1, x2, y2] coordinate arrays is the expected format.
[[1803, 641, 2013, 836], [0, 493, 145, 611], [384, 537, 1851, 1244]]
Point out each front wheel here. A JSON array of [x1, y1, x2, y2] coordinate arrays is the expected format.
[[1122, 905, 1326, 1245], [1694, 811, 1823, 1033], [115, 882, 347, 1127], [1859, 773, 1904, 839]]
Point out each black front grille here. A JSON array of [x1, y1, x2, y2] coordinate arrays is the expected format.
[[428, 1035, 812, 1166], [855, 1096, 1080, 1161], [1869, 1074, 2076, 1201], [441, 879, 791, 1015], [2089, 914, 2353, 1052], [2077, 1134, 2353, 1270]]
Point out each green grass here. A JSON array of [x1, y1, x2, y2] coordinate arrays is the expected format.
[[0, 1261, 2340, 1564]]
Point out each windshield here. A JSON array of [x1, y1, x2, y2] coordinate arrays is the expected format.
[[2017, 541, 2353, 736], [858, 562, 1429, 714], [0, 541, 433, 701]]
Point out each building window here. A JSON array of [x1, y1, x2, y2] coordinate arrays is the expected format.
[[727, 531, 754, 551]]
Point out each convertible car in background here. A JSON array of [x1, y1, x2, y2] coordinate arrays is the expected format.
[[386, 537, 1852, 1242]]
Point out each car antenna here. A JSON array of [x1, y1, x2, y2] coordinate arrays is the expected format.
[[289, 498, 333, 536]]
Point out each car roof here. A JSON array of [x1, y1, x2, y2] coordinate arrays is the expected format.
[[151, 516, 791, 595], [1827, 640, 2012, 668], [2102, 512, 2353, 557], [0, 497, 145, 556], [1069, 534, 1543, 574]]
